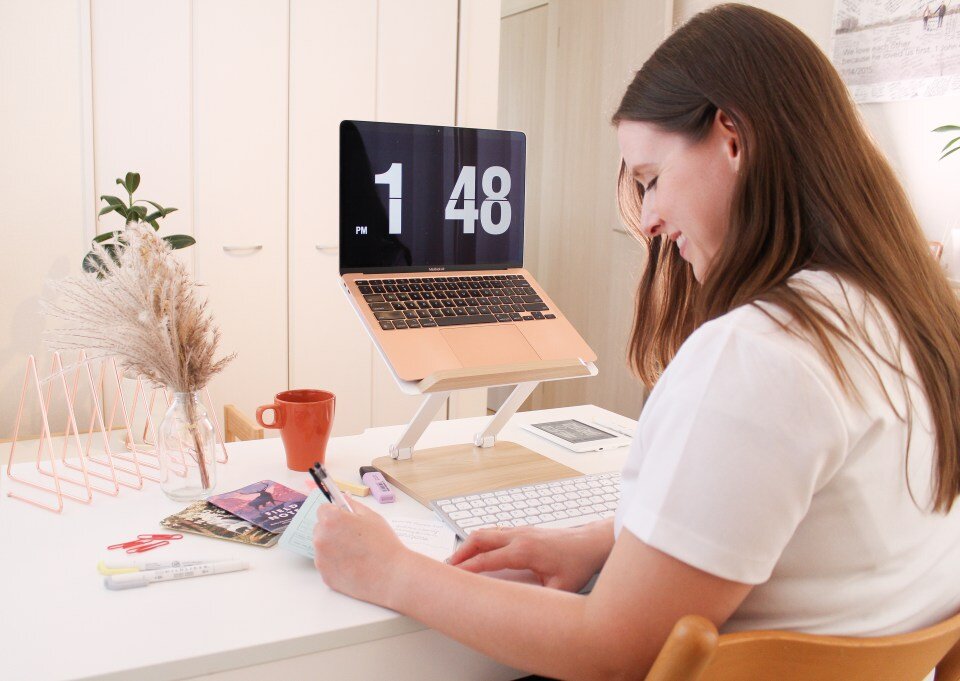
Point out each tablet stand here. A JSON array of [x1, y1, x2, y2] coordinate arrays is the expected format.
[[371, 358, 598, 506]]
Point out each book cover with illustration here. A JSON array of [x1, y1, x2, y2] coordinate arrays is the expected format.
[[208, 480, 307, 533], [160, 501, 279, 547]]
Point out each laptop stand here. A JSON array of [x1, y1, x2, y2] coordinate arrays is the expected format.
[[371, 358, 598, 506]]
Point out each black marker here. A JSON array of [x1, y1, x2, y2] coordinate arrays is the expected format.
[[308, 462, 333, 503], [309, 462, 354, 513]]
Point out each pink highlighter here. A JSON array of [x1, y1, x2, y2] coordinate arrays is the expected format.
[[360, 466, 395, 503]]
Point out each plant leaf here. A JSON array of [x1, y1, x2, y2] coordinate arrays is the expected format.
[[92, 230, 121, 243], [81, 244, 120, 274], [129, 205, 148, 219], [140, 200, 165, 212], [940, 146, 960, 161], [100, 194, 125, 207], [163, 234, 196, 250], [114, 204, 130, 219], [102, 243, 121, 265], [124, 172, 141, 194], [98, 205, 118, 216], [941, 136, 960, 153], [146, 219, 160, 231], [82, 251, 105, 274], [933, 125, 960, 132], [161, 207, 178, 217]]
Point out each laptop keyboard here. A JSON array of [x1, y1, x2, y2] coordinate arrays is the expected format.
[[355, 274, 556, 330], [431, 471, 621, 538]]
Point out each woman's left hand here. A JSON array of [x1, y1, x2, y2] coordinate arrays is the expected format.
[[312, 500, 409, 604]]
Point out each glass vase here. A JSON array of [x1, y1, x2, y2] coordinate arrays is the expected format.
[[158, 391, 217, 501]]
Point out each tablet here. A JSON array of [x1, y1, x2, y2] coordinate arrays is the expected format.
[[520, 419, 631, 453]]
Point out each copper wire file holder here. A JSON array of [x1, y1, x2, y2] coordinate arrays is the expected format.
[[371, 358, 599, 506], [4, 351, 228, 513]]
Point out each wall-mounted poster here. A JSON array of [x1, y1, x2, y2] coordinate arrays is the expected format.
[[831, 0, 960, 103]]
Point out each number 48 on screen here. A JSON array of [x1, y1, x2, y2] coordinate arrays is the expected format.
[[374, 163, 512, 236]]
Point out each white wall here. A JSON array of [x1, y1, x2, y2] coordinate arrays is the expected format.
[[674, 0, 960, 246]]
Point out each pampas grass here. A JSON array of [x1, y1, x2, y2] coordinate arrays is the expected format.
[[44, 224, 234, 492], [44, 224, 235, 392]]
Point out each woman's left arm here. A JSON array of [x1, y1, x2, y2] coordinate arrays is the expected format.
[[313, 503, 753, 681]]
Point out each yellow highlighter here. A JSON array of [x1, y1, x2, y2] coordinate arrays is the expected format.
[[333, 478, 371, 497], [97, 559, 225, 576]]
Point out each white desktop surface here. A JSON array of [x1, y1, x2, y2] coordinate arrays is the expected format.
[[1, 404, 636, 681]]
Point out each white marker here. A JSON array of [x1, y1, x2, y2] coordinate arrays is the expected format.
[[104, 560, 249, 590]]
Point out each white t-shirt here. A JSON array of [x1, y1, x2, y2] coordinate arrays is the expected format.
[[615, 270, 960, 636]]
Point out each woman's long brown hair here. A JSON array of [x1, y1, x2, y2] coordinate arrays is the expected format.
[[613, 4, 960, 512]]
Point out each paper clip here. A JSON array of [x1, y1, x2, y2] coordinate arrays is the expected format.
[[137, 533, 183, 541], [127, 540, 169, 553], [107, 533, 183, 553]]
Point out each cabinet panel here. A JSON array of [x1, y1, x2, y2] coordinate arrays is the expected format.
[[451, 0, 503, 420], [370, 0, 459, 428], [493, 4, 550, 413], [0, 0, 88, 439], [288, 0, 378, 437], [376, 0, 458, 126], [91, 0, 193, 247], [193, 0, 289, 425], [514, 0, 659, 417]]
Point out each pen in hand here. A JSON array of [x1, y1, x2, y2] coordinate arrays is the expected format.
[[309, 462, 355, 513]]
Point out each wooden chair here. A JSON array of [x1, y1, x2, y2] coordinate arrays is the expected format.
[[644, 611, 960, 681], [223, 404, 264, 443]]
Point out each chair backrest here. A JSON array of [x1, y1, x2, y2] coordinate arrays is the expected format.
[[645, 610, 960, 681], [223, 404, 264, 443]]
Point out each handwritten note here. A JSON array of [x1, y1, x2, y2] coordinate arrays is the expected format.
[[278, 490, 456, 563]]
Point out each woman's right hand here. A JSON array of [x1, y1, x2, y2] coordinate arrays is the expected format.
[[446, 519, 615, 592]]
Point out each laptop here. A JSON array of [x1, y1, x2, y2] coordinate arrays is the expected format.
[[339, 120, 596, 382]]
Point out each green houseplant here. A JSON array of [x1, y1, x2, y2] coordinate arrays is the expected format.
[[83, 171, 195, 274], [934, 124, 960, 161]]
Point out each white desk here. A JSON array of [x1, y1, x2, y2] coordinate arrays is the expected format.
[[1, 404, 635, 681]]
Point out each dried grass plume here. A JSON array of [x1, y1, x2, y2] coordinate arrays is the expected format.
[[44, 224, 235, 392]]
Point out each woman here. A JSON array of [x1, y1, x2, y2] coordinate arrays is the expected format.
[[311, 5, 960, 679]]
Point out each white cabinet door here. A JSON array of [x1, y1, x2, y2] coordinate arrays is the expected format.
[[193, 0, 290, 425], [370, 0, 459, 428], [0, 0, 89, 439], [288, 0, 378, 437], [91, 0, 194, 252]]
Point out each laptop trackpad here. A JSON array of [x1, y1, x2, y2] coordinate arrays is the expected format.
[[441, 325, 540, 367]]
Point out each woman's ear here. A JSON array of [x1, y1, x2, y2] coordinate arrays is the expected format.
[[715, 109, 741, 173]]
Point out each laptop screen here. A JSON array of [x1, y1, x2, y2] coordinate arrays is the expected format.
[[339, 120, 526, 274]]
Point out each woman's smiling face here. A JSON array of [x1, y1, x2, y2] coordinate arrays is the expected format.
[[616, 112, 741, 281]]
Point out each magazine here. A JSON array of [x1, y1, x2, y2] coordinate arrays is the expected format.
[[207, 480, 307, 533], [160, 501, 279, 547]]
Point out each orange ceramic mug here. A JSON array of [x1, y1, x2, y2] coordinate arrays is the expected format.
[[256, 389, 335, 472]]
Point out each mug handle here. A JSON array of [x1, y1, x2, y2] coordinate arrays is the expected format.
[[256, 404, 284, 429]]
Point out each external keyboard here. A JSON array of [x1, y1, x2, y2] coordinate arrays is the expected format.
[[355, 273, 556, 330], [431, 471, 621, 538]]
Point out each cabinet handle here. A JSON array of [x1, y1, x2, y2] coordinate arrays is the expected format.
[[316, 245, 339, 253], [222, 245, 263, 253]]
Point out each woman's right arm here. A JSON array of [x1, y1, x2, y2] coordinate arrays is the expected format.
[[448, 519, 616, 592]]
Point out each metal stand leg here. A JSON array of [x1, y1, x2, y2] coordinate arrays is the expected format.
[[388, 382, 542, 460], [388, 391, 451, 460], [474, 381, 539, 448]]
